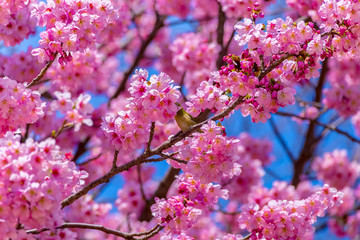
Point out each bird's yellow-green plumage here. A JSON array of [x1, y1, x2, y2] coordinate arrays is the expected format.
[[175, 104, 198, 133]]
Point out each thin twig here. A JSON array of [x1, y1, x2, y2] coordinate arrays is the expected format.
[[137, 165, 148, 203], [180, 71, 188, 102], [52, 120, 70, 139], [258, 53, 296, 80], [269, 117, 296, 163], [129, 224, 161, 237], [136, 225, 165, 240], [291, 58, 329, 187], [146, 122, 156, 153], [158, 152, 187, 165], [113, 150, 119, 168], [276, 112, 360, 144], [223, 27, 236, 56], [241, 233, 252, 240], [26, 52, 58, 88], [296, 98, 323, 108], [264, 167, 283, 180], [78, 153, 102, 166], [109, 14, 166, 104], [313, 117, 345, 143], [72, 136, 91, 162]]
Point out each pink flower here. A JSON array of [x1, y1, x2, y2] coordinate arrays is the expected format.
[[307, 34, 325, 56], [277, 87, 296, 106]]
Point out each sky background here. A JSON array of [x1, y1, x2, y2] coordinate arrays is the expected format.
[[2, 1, 358, 239]]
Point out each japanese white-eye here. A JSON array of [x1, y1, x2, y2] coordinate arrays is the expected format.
[[175, 102, 198, 133]]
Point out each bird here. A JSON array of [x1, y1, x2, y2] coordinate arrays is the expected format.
[[175, 102, 199, 133]]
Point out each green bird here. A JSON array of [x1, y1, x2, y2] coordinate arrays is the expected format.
[[175, 102, 198, 133]]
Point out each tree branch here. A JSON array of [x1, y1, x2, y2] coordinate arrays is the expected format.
[[216, 1, 226, 69], [109, 14, 166, 104], [146, 122, 156, 153], [291, 58, 328, 186], [27, 222, 163, 240], [72, 136, 91, 162], [269, 117, 296, 163], [26, 52, 58, 88], [276, 112, 360, 144], [113, 150, 119, 168], [258, 53, 296, 80]]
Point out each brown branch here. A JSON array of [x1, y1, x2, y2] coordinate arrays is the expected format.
[[136, 225, 165, 240], [52, 120, 70, 139], [179, 71, 188, 102], [139, 166, 181, 221], [27, 222, 163, 240], [26, 52, 58, 88], [264, 166, 283, 180], [258, 53, 296, 80], [166, 16, 214, 27], [242, 234, 252, 240], [291, 58, 328, 187], [158, 152, 187, 165], [109, 14, 166, 104], [216, 1, 226, 69], [113, 150, 119, 168], [61, 151, 153, 209], [269, 117, 296, 163], [72, 136, 91, 162], [146, 122, 156, 153], [20, 124, 30, 143], [78, 153, 102, 166], [223, 28, 236, 57]]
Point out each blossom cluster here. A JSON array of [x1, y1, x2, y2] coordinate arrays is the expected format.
[[99, 0, 131, 43], [170, 121, 242, 183], [0, 77, 45, 135], [0, 132, 88, 239], [0, 0, 37, 46], [318, 0, 360, 59], [151, 173, 228, 235], [101, 69, 181, 151], [170, 33, 219, 72], [218, 0, 273, 18], [32, 0, 118, 64], [238, 185, 343, 240], [286, 0, 360, 59], [155, 0, 191, 18], [51, 91, 94, 131], [312, 149, 360, 190], [223, 133, 272, 203], [244, 181, 300, 209], [323, 57, 360, 117], [0, 48, 44, 84], [286, 0, 322, 17], [184, 15, 342, 123], [46, 50, 118, 94]]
